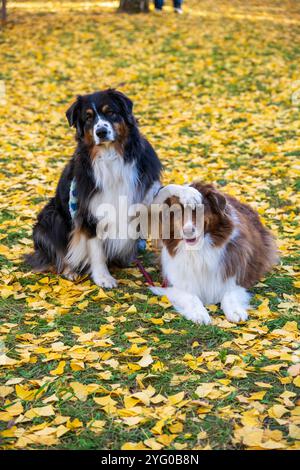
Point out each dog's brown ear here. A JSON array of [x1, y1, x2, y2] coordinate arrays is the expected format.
[[206, 190, 226, 215]]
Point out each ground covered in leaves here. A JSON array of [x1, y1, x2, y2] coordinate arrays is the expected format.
[[0, 0, 300, 450]]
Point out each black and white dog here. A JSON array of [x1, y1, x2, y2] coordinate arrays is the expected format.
[[26, 89, 200, 288]]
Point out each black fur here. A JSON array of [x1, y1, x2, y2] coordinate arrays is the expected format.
[[25, 89, 162, 274]]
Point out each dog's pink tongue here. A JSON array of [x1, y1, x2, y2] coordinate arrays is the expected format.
[[186, 238, 197, 245]]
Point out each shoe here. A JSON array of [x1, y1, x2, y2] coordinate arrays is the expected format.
[[154, 8, 163, 13], [174, 8, 183, 14]]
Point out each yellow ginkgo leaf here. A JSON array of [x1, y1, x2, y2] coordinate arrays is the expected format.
[[50, 361, 66, 376]]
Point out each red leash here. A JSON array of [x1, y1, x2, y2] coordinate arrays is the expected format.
[[134, 259, 155, 287], [134, 259, 168, 288]]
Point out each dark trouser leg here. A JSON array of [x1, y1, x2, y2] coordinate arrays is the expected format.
[[154, 0, 164, 9], [173, 0, 182, 8]]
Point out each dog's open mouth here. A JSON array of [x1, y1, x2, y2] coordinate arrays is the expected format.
[[184, 236, 200, 246]]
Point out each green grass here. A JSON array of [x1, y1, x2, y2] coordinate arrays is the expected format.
[[0, 0, 299, 451]]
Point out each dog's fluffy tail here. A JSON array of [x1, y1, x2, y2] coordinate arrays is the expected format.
[[24, 251, 55, 273], [24, 197, 70, 274]]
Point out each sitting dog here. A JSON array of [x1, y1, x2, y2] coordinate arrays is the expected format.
[[151, 182, 278, 324], [26, 89, 200, 287]]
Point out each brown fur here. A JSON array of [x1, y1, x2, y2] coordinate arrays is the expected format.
[[161, 196, 184, 257], [160, 182, 278, 289], [68, 226, 88, 252], [114, 121, 129, 155], [83, 128, 94, 148], [220, 193, 278, 288]]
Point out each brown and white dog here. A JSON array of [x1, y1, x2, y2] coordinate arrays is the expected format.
[[151, 182, 278, 324]]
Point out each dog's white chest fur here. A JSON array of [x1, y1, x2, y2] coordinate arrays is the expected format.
[[162, 237, 228, 305], [90, 148, 139, 209], [89, 148, 140, 259], [155, 234, 250, 325]]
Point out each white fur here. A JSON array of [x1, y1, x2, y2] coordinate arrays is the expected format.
[[156, 230, 250, 324], [150, 286, 211, 324], [92, 104, 115, 145], [221, 287, 249, 323], [88, 237, 117, 288], [152, 184, 202, 208]]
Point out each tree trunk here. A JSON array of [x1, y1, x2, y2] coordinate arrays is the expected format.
[[1, 0, 7, 23], [119, 0, 149, 13]]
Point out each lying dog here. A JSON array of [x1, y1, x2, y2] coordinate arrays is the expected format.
[[151, 182, 278, 324], [26, 89, 200, 287]]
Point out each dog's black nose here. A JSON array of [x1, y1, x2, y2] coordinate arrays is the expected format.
[[96, 127, 108, 139]]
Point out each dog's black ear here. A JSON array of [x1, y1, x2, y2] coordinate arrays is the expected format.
[[108, 89, 135, 125], [207, 190, 226, 215], [66, 96, 84, 138], [66, 97, 80, 127]]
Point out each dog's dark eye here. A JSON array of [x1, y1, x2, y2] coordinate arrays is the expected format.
[[106, 110, 116, 118], [85, 109, 94, 120]]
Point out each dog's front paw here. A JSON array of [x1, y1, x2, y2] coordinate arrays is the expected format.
[[184, 307, 212, 325], [224, 307, 248, 323], [92, 273, 117, 289], [221, 289, 249, 323], [179, 186, 202, 209]]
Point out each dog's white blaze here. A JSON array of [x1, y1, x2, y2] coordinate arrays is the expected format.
[[92, 104, 115, 145], [93, 118, 115, 144], [182, 220, 195, 237]]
